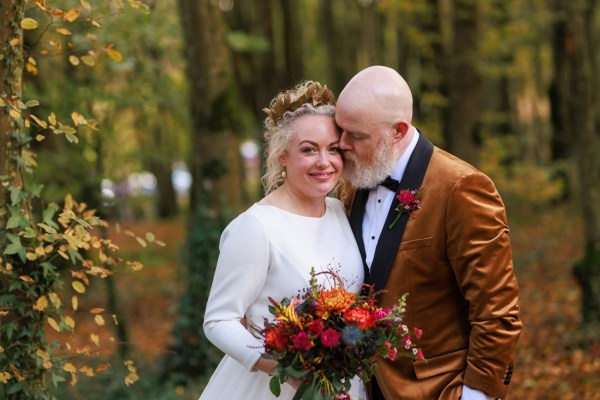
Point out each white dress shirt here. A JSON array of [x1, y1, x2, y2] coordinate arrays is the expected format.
[[360, 128, 493, 400]]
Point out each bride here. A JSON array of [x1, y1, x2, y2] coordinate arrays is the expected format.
[[199, 81, 366, 399]]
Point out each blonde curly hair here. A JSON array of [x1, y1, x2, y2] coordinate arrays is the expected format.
[[261, 81, 336, 194]]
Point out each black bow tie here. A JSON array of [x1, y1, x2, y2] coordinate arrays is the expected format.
[[379, 176, 399, 192]]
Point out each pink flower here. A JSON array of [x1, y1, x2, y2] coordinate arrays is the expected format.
[[389, 187, 424, 229], [293, 332, 312, 350], [398, 190, 415, 205], [384, 341, 398, 361], [321, 328, 341, 348], [414, 327, 423, 339], [374, 308, 392, 320], [307, 319, 324, 336]]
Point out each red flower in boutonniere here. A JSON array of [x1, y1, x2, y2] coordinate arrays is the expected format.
[[388, 187, 424, 229]]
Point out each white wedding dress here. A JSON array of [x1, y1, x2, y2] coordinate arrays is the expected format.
[[199, 197, 367, 400]]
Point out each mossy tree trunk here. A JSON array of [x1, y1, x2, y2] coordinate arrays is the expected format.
[[562, 0, 600, 325]]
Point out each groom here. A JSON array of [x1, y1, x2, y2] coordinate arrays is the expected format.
[[337, 66, 522, 400]]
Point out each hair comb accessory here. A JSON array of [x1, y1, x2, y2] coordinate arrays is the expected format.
[[263, 81, 335, 124]]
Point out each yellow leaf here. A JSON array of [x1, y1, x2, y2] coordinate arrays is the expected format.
[[63, 363, 77, 373], [26, 62, 39, 76], [21, 18, 39, 30], [0, 345, 3, 353], [124, 372, 139, 386], [72, 295, 78, 311], [58, 250, 69, 259], [69, 55, 80, 66], [26, 252, 38, 261], [0, 371, 11, 384], [130, 261, 143, 271], [47, 317, 61, 332], [49, 292, 61, 308], [89, 308, 105, 314], [48, 113, 57, 126], [79, 366, 94, 377], [94, 315, 105, 326], [35, 134, 45, 141], [90, 333, 100, 346], [145, 232, 155, 242], [87, 18, 102, 28], [19, 275, 35, 283], [30, 114, 48, 128], [136, 237, 147, 247], [81, 55, 95, 66], [33, 295, 48, 311], [106, 48, 123, 62], [80, 0, 92, 10], [63, 8, 80, 22], [64, 315, 75, 329], [72, 281, 86, 294], [56, 27, 72, 36], [9, 109, 22, 120], [0, 97, 5, 106]]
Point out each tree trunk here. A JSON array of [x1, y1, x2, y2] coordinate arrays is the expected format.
[[280, 0, 304, 86], [443, 0, 482, 166], [0, 0, 24, 233], [563, 0, 600, 324], [163, 0, 241, 381]]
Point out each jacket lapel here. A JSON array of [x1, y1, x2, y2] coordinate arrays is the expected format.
[[349, 188, 370, 281], [369, 132, 434, 291]]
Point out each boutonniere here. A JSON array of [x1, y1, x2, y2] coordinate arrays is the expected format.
[[388, 187, 424, 230]]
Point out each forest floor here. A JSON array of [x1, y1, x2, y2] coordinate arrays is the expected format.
[[53, 200, 600, 399]]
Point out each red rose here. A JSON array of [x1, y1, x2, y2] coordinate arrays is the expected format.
[[292, 331, 312, 350], [265, 327, 288, 353], [307, 319, 324, 337], [397, 190, 415, 205], [321, 328, 341, 348], [344, 307, 376, 331]]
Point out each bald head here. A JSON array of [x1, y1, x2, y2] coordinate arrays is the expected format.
[[337, 65, 413, 125]]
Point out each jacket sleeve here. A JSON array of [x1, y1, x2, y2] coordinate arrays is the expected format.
[[446, 172, 522, 399]]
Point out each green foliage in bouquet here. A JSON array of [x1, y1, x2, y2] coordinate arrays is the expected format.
[[262, 269, 424, 400]]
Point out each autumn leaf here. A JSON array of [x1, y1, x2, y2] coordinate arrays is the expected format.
[[72, 280, 86, 293], [64, 315, 75, 329], [106, 48, 123, 62], [33, 295, 49, 312], [90, 333, 100, 346], [47, 317, 61, 332], [94, 315, 105, 326], [21, 18, 39, 30], [69, 55, 80, 66], [63, 8, 80, 22], [71, 295, 78, 311], [125, 372, 139, 386], [56, 27, 72, 36], [89, 308, 104, 314], [63, 363, 77, 373]]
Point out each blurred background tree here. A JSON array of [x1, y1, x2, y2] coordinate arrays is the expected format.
[[2, 0, 600, 398]]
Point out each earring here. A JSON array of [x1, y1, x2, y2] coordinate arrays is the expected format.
[[281, 171, 287, 178]]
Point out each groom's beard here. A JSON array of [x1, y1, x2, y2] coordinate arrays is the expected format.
[[342, 135, 396, 189]]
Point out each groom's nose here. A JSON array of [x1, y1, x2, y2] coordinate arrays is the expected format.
[[339, 132, 352, 151]]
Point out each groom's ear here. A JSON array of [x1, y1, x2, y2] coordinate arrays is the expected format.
[[393, 121, 410, 141]]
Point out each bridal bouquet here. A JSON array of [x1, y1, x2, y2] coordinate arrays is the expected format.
[[261, 269, 424, 400]]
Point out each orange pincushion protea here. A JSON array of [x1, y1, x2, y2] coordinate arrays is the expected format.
[[314, 287, 356, 319]]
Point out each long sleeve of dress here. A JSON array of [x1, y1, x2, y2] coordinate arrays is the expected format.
[[203, 213, 270, 371]]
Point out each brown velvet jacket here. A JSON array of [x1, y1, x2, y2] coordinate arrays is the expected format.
[[341, 134, 522, 400]]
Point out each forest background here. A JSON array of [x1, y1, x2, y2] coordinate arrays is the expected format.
[[1, 0, 600, 399]]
